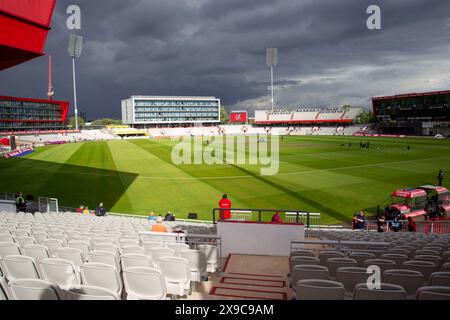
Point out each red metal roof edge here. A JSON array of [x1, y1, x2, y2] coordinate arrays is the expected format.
[[372, 89, 450, 101], [0, 95, 69, 105]]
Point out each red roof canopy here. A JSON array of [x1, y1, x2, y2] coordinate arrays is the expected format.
[[0, 0, 56, 70]]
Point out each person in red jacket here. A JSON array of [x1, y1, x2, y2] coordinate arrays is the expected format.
[[219, 194, 232, 221]]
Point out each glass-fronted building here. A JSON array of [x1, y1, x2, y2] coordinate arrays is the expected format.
[[372, 90, 450, 136], [0, 96, 69, 133], [121, 96, 221, 128]]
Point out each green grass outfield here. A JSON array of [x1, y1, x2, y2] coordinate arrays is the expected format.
[[1, 135, 449, 224]]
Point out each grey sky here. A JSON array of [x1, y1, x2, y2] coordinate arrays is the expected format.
[[1, 0, 450, 119]]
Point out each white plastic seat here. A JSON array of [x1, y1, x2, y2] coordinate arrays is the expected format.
[[121, 253, 153, 270], [39, 258, 81, 290], [1, 255, 41, 282], [52, 234, 69, 245], [296, 279, 345, 300], [93, 243, 120, 257], [150, 247, 176, 267], [348, 252, 377, 267], [326, 258, 358, 278], [55, 247, 86, 266], [120, 246, 146, 256], [123, 267, 166, 300], [9, 279, 62, 300], [166, 243, 190, 257], [142, 240, 165, 254], [64, 285, 118, 300], [335, 267, 371, 296], [382, 269, 424, 298], [380, 253, 409, 266], [353, 283, 406, 300], [363, 259, 397, 273], [429, 272, 450, 287], [291, 256, 321, 270], [290, 250, 316, 258], [80, 262, 123, 299], [41, 239, 64, 258], [197, 244, 219, 273], [119, 239, 139, 248], [0, 275, 9, 300], [67, 240, 91, 259], [0, 242, 22, 258], [291, 265, 329, 292], [318, 251, 345, 266], [0, 235, 15, 243], [179, 250, 208, 283], [12, 230, 31, 238], [0, 228, 12, 235], [158, 256, 191, 297], [31, 232, 47, 244], [88, 250, 121, 271], [402, 260, 439, 282], [416, 286, 450, 300], [413, 255, 443, 268], [15, 236, 36, 247]]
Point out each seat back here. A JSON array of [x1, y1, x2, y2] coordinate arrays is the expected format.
[[15, 236, 36, 247], [179, 250, 207, 273], [382, 269, 424, 296], [158, 256, 191, 296], [121, 253, 153, 270], [150, 247, 176, 265], [380, 254, 409, 266], [22, 244, 50, 262], [363, 259, 397, 273], [41, 239, 64, 258], [9, 279, 62, 300], [413, 255, 443, 268], [197, 244, 219, 273], [67, 240, 91, 258], [123, 267, 166, 300], [402, 260, 438, 281], [80, 262, 122, 297], [1, 255, 41, 281], [326, 258, 358, 277], [120, 246, 146, 256], [335, 267, 371, 294], [0, 235, 15, 243], [142, 241, 165, 254], [296, 279, 345, 300], [64, 285, 118, 300], [55, 247, 86, 266], [353, 283, 406, 300], [0, 242, 21, 258], [349, 252, 376, 267], [39, 258, 80, 289], [88, 250, 120, 271], [318, 251, 345, 266], [167, 243, 190, 257], [416, 286, 450, 300], [430, 272, 450, 287], [291, 265, 329, 290]]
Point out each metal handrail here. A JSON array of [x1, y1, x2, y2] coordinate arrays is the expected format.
[[212, 207, 316, 227]]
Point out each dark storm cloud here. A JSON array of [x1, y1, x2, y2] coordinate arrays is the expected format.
[[1, 0, 450, 119]]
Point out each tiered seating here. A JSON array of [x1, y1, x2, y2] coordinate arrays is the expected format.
[[0, 211, 219, 300], [290, 230, 450, 300]]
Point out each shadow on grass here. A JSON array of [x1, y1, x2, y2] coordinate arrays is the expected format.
[[0, 157, 137, 211]]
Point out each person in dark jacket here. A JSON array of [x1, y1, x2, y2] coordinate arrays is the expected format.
[[95, 202, 107, 217], [15, 192, 26, 213], [437, 169, 445, 186]]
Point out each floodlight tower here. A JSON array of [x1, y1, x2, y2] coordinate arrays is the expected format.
[[47, 55, 54, 100], [68, 33, 83, 131], [266, 47, 278, 112]]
